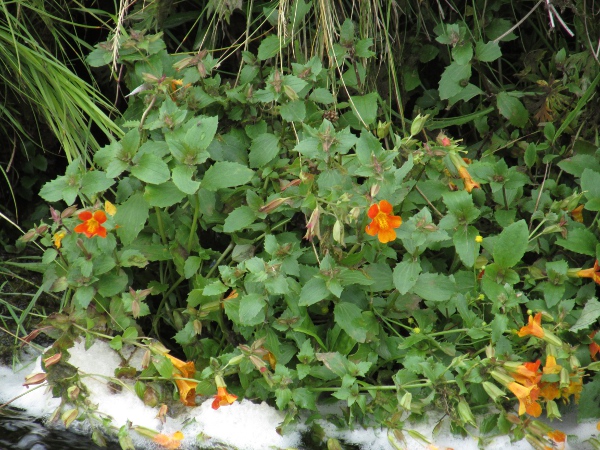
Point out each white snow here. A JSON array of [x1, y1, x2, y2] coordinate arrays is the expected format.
[[0, 339, 598, 449]]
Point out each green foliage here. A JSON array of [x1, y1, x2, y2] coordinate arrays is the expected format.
[[7, 0, 600, 447]]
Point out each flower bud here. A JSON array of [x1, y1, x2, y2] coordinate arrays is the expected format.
[[68, 385, 80, 401], [327, 438, 343, 450], [399, 392, 412, 410], [61, 205, 78, 218], [410, 114, 429, 137], [259, 197, 290, 214], [545, 400, 561, 420], [20, 229, 37, 242], [23, 372, 47, 387], [559, 368, 571, 389], [458, 399, 477, 427], [377, 121, 391, 139], [542, 330, 563, 348], [485, 345, 495, 359], [482, 381, 506, 402], [61, 408, 79, 428], [43, 352, 62, 368]]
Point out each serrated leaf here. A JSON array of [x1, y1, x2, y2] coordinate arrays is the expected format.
[[144, 181, 186, 207], [475, 40, 502, 62], [223, 206, 257, 233], [249, 133, 280, 168], [115, 192, 149, 246], [393, 260, 421, 295], [280, 100, 306, 122], [239, 293, 266, 326], [581, 169, 600, 210], [350, 93, 378, 126], [258, 35, 282, 60], [201, 162, 254, 191], [490, 314, 508, 343], [493, 220, 528, 268], [556, 227, 598, 256], [298, 277, 330, 306], [412, 273, 456, 301], [570, 297, 600, 331], [130, 153, 170, 184], [334, 302, 366, 343], [172, 165, 200, 195], [497, 92, 528, 127], [80, 171, 115, 197]]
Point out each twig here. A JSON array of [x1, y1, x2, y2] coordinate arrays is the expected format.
[[493, 0, 544, 43], [138, 95, 157, 131], [415, 185, 443, 219]]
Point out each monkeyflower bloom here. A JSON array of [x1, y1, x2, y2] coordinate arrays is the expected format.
[[590, 331, 599, 361], [165, 354, 197, 406], [153, 431, 184, 450], [448, 152, 480, 193], [508, 381, 542, 417], [572, 260, 600, 285], [365, 200, 402, 243], [74, 210, 107, 238], [212, 375, 237, 410], [518, 312, 545, 338], [53, 230, 66, 249], [506, 360, 541, 386]]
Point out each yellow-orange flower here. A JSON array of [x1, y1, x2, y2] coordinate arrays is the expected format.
[[542, 355, 562, 375], [153, 431, 184, 450], [518, 312, 545, 338], [212, 386, 238, 410], [576, 260, 600, 285], [508, 360, 541, 386], [570, 205, 584, 223], [74, 210, 107, 238], [590, 331, 600, 361], [365, 200, 402, 243], [165, 354, 197, 406], [562, 373, 583, 403], [508, 381, 542, 417], [457, 166, 481, 192], [539, 381, 560, 401], [53, 230, 66, 249]]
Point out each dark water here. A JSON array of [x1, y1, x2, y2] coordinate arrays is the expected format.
[[0, 408, 121, 450]]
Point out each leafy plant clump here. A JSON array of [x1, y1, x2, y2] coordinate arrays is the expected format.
[[9, 1, 600, 449]]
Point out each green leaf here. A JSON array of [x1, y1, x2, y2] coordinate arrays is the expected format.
[[581, 169, 600, 211], [298, 277, 330, 306], [349, 93, 378, 126], [393, 260, 421, 295], [73, 286, 95, 309], [144, 181, 186, 207], [475, 41, 502, 62], [258, 35, 282, 60], [496, 92, 528, 127], [578, 373, 600, 420], [239, 293, 266, 326], [557, 155, 600, 177], [334, 302, 366, 343], [40, 176, 69, 203], [201, 162, 254, 191], [493, 220, 528, 268], [439, 62, 471, 100], [172, 165, 200, 195], [452, 42, 473, 65], [130, 153, 170, 185], [249, 133, 280, 168], [280, 100, 306, 122], [119, 249, 148, 268], [223, 206, 257, 233], [152, 356, 174, 381], [412, 273, 456, 302], [80, 171, 115, 197], [570, 297, 600, 331], [556, 227, 598, 256], [309, 88, 335, 104], [442, 190, 480, 225], [490, 314, 508, 343], [115, 192, 149, 246], [453, 225, 479, 267]]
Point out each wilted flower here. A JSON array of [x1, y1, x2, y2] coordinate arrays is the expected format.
[[53, 230, 66, 249], [570, 205, 584, 223], [74, 210, 107, 238], [365, 200, 402, 243], [212, 386, 237, 410], [104, 200, 117, 216], [153, 431, 184, 450]]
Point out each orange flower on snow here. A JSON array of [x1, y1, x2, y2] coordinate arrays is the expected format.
[[74, 210, 107, 238], [153, 431, 184, 450], [165, 354, 197, 406], [508, 381, 542, 417], [365, 200, 402, 243], [212, 386, 238, 410], [576, 260, 600, 285], [518, 312, 545, 339], [590, 331, 600, 361]]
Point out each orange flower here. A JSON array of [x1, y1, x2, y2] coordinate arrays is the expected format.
[[74, 210, 107, 238], [570, 205, 584, 223], [457, 166, 481, 192], [542, 355, 562, 375], [165, 354, 197, 406], [562, 373, 583, 403], [365, 200, 402, 243], [508, 381, 542, 417], [546, 430, 566, 444], [53, 230, 66, 249], [539, 382, 560, 401], [590, 331, 600, 361], [212, 386, 238, 410], [576, 260, 600, 284], [518, 312, 545, 338], [507, 360, 541, 386], [153, 431, 184, 450]]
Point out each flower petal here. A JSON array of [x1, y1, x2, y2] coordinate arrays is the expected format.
[[378, 200, 393, 214], [367, 204, 380, 219], [378, 228, 397, 243]]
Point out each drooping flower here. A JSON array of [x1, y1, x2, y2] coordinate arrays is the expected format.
[[53, 230, 66, 249], [518, 312, 545, 338], [575, 260, 600, 285], [448, 153, 480, 192], [570, 205, 584, 223], [590, 331, 600, 361], [212, 386, 238, 410], [506, 360, 541, 386], [365, 200, 402, 243], [165, 354, 197, 406], [508, 381, 542, 417], [153, 431, 184, 450], [74, 210, 107, 238]]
